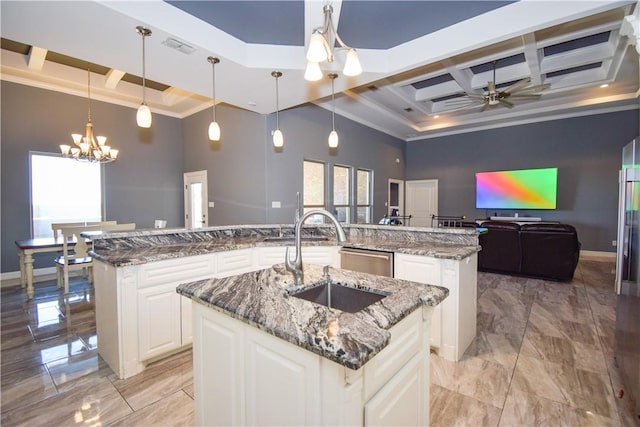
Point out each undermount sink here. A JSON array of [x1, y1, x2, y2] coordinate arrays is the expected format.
[[263, 236, 329, 242], [291, 281, 389, 313]]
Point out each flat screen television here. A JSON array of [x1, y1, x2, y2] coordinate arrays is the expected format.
[[476, 167, 558, 209]]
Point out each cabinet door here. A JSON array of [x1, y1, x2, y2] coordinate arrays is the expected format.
[[394, 253, 443, 349], [364, 353, 425, 426], [137, 283, 182, 361], [245, 327, 321, 426]]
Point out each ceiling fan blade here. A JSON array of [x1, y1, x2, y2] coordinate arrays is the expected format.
[[499, 99, 514, 108], [479, 101, 490, 112], [512, 83, 551, 94], [508, 94, 542, 100], [502, 78, 532, 94]]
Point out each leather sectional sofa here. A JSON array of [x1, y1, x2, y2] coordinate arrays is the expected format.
[[478, 221, 581, 281]]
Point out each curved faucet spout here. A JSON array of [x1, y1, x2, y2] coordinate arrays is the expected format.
[[285, 209, 347, 285]]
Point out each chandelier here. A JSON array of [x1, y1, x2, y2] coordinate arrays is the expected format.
[[304, 4, 362, 81], [60, 68, 118, 163]]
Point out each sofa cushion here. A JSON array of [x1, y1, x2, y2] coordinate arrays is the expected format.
[[520, 224, 580, 281], [478, 221, 521, 273]]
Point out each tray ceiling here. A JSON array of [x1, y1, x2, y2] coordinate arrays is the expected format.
[[1, 0, 638, 141]]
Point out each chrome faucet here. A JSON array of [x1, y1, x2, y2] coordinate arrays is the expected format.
[[285, 209, 347, 285]]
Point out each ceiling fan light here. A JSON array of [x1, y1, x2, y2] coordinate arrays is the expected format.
[[307, 32, 328, 62], [273, 129, 284, 148], [304, 61, 323, 81], [137, 103, 152, 128], [328, 130, 339, 148], [208, 121, 221, 141], [343, 49, 362, 76]]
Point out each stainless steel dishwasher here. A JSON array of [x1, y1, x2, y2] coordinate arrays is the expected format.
[[340, 247, 394, 277]]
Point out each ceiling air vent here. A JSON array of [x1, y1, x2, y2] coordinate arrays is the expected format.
[[404, 107, 414, 112], [162, 37, 196, 54], [367, 85, 378, 91]]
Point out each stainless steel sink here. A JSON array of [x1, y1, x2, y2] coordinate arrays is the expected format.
[[291, 281, 388, 313], [263, 236, 329, 242]]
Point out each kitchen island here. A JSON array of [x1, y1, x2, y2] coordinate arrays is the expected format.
[[88, 224, 479, 380], [177, 263, 448, 426]]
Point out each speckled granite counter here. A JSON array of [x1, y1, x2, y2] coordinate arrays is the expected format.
[[177, 263, 449, 370], [88, 223, 480, 267]]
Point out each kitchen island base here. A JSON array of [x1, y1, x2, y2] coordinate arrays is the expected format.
[[193, 303, 432, 426]]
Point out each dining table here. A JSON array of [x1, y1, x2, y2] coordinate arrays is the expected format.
[[15, 237, 81, 299]]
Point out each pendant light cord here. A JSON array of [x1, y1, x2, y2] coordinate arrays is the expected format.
[[331, 77, 335, 130], [141, 33, 147, 103], [212, 61, 216, 122], [275, 75, 280, 129], [87, 68, 92, 123]]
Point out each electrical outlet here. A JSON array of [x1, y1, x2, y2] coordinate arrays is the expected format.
[[612, 240, 617, 247]]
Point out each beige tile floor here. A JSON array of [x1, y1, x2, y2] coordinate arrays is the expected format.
[[1, 259, 638, 426]]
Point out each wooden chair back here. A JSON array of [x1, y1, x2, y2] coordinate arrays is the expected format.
[[52, 221, 117, 238]]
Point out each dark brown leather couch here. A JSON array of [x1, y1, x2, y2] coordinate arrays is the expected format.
[[478, 221, 581, 281]]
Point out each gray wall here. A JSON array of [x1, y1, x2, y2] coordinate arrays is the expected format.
[[183, 103, 406, 225], [1, 81, 184, 272], [405, 110, 639, 252]]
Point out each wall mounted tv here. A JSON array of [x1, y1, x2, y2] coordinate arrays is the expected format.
[[476, 167, 558, 209]]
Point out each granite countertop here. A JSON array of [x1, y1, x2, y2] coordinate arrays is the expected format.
[[177, 263, 449, 370], [90, 236, 479, 267]]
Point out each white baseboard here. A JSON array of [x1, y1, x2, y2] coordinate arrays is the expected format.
[[1, 267, 57, 288], [580, 250, 616, 261]]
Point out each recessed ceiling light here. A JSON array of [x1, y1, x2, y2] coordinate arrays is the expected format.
[[600, 83, 609, 88], [433, 115, 440, 118], [248, 101, 257, 106]]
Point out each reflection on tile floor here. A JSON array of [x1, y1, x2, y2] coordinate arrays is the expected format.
[[1, 260, 637, 426]]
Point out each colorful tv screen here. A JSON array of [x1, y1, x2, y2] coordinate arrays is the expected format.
[[476, 167, 558, 209]]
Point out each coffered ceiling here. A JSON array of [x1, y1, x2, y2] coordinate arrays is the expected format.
[[1, 1, 638, 141]]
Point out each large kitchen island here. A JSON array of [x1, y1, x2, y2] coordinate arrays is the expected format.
[[178, 263, 448, 426]]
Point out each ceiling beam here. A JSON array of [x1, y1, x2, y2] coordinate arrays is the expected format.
[[104, 69, 125, 90], [27, 46, 47, 70]]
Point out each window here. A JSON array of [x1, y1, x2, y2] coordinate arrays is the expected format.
[[303, 160, 325, 223], [333, 165, 351, 223], [357, 169, 373, 223], [30, 153, 102, 238]]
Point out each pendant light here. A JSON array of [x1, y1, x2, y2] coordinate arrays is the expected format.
[[207, 56, 221, 141], [271, 71, 284, 148], [136, 26, 152, 128], [328, 73, 339, 148]]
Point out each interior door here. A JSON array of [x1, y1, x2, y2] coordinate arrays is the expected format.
[[184, 170, 208, 228], [405, 180, 438, 227], [388, 179, 404, 216]]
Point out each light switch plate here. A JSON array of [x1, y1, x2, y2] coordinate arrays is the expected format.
[[208, 202, 214, 208], [272, 201, 281, 208]]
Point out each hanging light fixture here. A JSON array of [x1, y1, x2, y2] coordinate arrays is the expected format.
[[60, 68, 119, 163], [305, 4, 362, 81], [328, 73, 339, 148], [271, 71, 284, 148], [136, 26, 152, 128], [207, 56, 221, 141]]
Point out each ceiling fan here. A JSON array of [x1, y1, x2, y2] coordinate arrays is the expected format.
[[444, 60, 550, 112]]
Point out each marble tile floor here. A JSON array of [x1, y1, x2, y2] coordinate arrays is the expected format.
[[1, 259, 637, 426]]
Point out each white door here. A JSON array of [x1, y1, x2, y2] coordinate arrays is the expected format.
[[405, 180, 438, 227], [184, 170, 208, 228]]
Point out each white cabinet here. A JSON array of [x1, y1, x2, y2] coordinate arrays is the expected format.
[[137, 282, 182, 360], [217, 248, 255, 276], [193, 303, 431, 426], [394, 252, 477, 361]]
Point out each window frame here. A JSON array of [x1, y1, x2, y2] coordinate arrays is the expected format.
[[332, 164, 352, 224], [29, 151, 105, 238], [356, 168, 373, 224]]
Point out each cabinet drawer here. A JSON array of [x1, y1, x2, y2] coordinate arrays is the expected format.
[[137, 254, 216, 289], [217, 249, 255, 276]]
